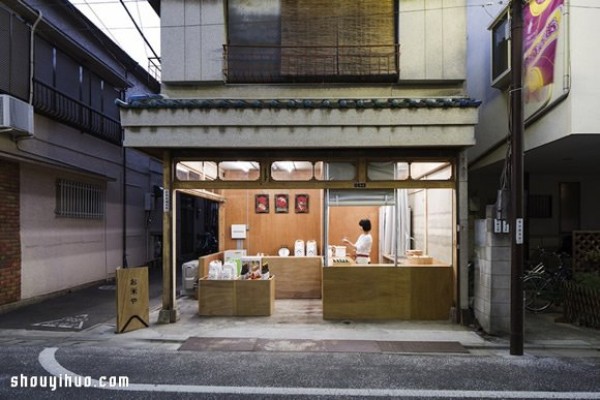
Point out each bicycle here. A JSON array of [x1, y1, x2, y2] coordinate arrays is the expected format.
[[522, 249, 572, 312]]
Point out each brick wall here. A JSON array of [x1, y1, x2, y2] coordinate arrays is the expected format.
[[0, 160, 21, 305]]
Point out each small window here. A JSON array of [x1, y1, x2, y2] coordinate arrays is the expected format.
[[271, 161, 314, 181], [489, 8, 511, 89], [315, 162, 356, 181], [368, 162, 410, 181], [55, 179, 104, 219], [218, 161, 260, 181], [177, 162, 218, 180], [410, 162, 452, 180]]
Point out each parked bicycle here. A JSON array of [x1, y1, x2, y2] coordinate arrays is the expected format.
[[522, 248, 572, 312]]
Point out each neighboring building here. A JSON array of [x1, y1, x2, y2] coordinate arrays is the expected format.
[[466, 0, 600, 333], [0, 0, 161, 308], [119, 0, 480, 324]]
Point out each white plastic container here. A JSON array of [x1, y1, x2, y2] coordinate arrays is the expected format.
[[334, 246, 347, 258], [208, 260, 222, 280], [294, 240, 305, 256], [221, 261, 237, 280], [306, 240, 317, 256]]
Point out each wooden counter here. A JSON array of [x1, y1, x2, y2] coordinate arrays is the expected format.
[[322, 264, 453, 320], [262, 256, 322, 299], [198, 276, 275, 316]]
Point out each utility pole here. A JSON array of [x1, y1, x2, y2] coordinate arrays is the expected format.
[[509, 0, 525, 356]]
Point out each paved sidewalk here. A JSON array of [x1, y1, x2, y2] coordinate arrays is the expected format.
[[1, 268, 598, 357]]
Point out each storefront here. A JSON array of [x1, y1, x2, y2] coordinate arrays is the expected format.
[[148, 148, 463, 322], [119, 96, 478, 324]]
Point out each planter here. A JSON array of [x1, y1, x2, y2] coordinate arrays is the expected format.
[[563, 281, 600, 329]]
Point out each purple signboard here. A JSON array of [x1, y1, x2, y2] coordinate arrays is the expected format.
[[523, 0, 565, 107]]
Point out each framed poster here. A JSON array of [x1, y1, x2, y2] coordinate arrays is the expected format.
[[295, 194, 309, 213], [275, 194, 289, 213], [255, 194, 269, 213]]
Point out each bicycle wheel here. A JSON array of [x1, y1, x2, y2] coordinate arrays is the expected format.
[[523, 274, 553, 312]]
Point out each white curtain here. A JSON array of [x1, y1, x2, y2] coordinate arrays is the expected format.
[[378, 189, 410, 263]]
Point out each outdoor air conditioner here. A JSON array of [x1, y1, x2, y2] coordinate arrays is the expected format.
[[0, 94, 34, 137]]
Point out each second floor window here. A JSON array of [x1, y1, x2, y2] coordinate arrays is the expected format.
[[225, 0, 398, 83]]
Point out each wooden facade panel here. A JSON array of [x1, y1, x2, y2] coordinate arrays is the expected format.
[[323, 265, 452, 320], [198, 279, 236, 316], [409, 266, 453, 319], [263, 256, 322, 299]]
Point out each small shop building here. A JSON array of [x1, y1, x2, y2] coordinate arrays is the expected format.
[[118, 0, 480, 325]]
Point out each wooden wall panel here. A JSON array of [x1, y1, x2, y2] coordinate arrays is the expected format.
[[221, 190, 381, 261], [222, 189, 322, 255], [323, 265, 453, 320], [329, 206, 380, 262]]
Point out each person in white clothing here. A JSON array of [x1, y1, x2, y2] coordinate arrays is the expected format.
[[343, 219, 373, 264]]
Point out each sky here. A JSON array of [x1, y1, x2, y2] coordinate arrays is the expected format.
[[68, 0, 160, 74]]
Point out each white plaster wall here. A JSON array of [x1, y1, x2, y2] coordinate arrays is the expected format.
[[20, 165, 115, 298], [570, 0, 600, 134], [14, 116, 161, 299], [465, 0, 510, 165], [408, 186, 454, 264], [399, 0, 466, 81], [162, 0, 225, 83], [467, 0, 600, 167]]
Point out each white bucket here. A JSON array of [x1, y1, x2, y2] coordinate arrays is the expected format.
[[294, 240, 305, 256], [306, 240, 317, 256]]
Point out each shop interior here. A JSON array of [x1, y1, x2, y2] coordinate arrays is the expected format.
[[170, 156, 457, 321]]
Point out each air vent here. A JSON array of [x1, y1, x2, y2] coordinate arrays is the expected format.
[[0, 94, 34, 137]]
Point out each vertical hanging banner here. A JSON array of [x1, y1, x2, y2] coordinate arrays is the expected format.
[[116, 266, 150, 333], [523, 0, 566, 119]]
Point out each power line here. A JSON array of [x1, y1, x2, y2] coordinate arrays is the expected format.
[[117, 0, 159, 60]]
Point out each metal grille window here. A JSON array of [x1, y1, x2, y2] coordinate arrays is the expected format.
[[55, 179, 105, 219]]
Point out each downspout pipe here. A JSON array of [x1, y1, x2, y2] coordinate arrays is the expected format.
[[123, 147, 128, 268], [29, 7, 43, 104]]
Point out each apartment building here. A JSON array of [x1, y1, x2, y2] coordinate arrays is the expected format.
[[467, 0, 600, 332], [0, 0, 161, 307]]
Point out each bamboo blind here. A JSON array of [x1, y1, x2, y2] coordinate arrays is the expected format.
[[280, 0, 396, 77]]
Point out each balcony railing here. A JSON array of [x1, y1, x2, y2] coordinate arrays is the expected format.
[[223, 44, 399, 84], [33, 80, 122, 145]]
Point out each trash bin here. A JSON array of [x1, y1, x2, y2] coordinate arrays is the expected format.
[[181, 260, 199, 297]]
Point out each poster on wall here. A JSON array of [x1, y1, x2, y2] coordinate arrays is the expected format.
[[523, 0, 566, 120], [275, 194, 289, 213], [255, 194, 269, 213], [295, 194, 309, 213]]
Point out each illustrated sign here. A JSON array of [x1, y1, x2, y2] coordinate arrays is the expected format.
[[523, 0, 566, 118]]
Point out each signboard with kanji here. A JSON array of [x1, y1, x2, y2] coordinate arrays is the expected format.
[[116, 266, 149, 333]]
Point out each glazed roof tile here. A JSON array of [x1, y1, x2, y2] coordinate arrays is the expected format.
[[117, 96, 481, 110]]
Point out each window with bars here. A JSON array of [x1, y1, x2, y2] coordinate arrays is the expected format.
[[55, 179, 105, 219]]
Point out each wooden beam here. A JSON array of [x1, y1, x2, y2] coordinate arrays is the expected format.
[[158, 150, 178, 323]]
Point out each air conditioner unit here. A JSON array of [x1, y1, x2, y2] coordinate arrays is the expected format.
[[0, 94, 34, 137]]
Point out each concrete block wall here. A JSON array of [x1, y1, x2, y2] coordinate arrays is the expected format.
[[473, 205, 511, 334]]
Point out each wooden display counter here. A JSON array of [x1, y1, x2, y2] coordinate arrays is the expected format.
[[198, 276, 275, 316], [262, 256, 322, 299], [322, 265, 453, 320]]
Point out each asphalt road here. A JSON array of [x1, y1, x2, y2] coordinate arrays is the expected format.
[[1, 342, 599, 400]]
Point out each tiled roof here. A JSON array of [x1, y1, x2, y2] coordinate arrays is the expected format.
[[117, 95, 481, 110]]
